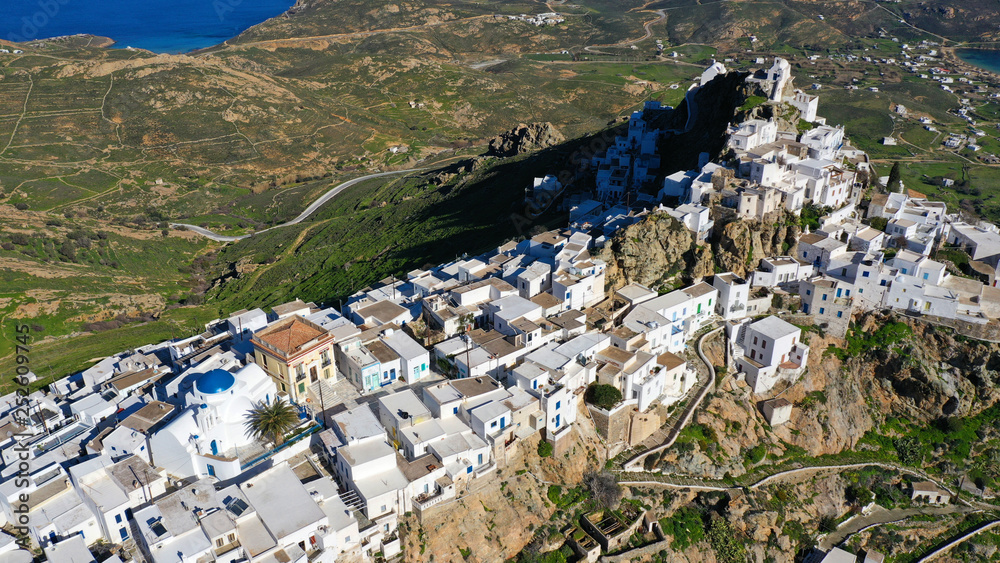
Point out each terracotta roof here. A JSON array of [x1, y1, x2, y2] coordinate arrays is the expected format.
[[907, 189, 927, 199], [254, 315, 330, 358]]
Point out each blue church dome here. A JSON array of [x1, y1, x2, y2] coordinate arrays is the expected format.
[[195, 369, 235, 394]]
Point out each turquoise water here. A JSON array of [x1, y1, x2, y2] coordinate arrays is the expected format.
[[0, 0, 294, 53], [956, 49, 1000, 75]]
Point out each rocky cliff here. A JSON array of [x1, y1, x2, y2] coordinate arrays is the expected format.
[[596, 212, 697, 292], [486, 122, 566, 157], [596, 210, 801, 291], [711, 212, 802, 278]]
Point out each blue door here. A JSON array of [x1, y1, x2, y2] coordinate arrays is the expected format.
[[210, 440, 219, 456], [207, 464, 216, 477], [836, 288, 842, 298], [555, 414, 561, 428]]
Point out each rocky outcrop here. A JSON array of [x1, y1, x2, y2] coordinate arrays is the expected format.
[[486, 122, 565, 157], [596, 212, 695, 291], [712, 213, 801, 277], [596, 210, 802, 291]]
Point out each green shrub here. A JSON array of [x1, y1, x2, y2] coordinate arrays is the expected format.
[[661, 506, 704, 550], [745, 445, 767, 465], [538, 441, 554, 458]]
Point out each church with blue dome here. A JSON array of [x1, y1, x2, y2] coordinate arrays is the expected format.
[[150, 360, 277, 480]]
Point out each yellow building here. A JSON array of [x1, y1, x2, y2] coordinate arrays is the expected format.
[[251, 315, 337, 403]]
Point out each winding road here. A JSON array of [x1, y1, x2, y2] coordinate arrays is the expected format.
[[171, 168, 426, 242]]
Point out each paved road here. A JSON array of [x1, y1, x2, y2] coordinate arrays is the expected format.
[[820, 505, 976, 551], [171, 168, 426, 242]]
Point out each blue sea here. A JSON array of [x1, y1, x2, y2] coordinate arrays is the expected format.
[[0, 0, 294, 53], [956, 49, 1000, 75]]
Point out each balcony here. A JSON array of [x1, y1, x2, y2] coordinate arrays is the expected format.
[[414, 489, 447, 511]]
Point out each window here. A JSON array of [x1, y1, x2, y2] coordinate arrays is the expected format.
[[803, 251, 808, 258], [381, 505, 387, 513], [532, 380, 538, 390], [491, 420, 498, 428], [753, 337, 758, 345], [216, 538, 225, 548], [762, 341, 767, 349], [556, 401, 561, 410], [859, 288, 864, 294], [467, 465, 473, 474], [837, 311, 843, 318], [880, 280, 887, 287], [120, 528, 128, 540], [453, 407, 459, 414], [822, 294, 827, 301], [115, 514, 122, 524], [923, 272, 929, 280], [863, 271, 870, 278], [805, 289, 811, 296], [478, 453, 483, 465], [845, 290, 850, 296], [841, 268, 847, 276], [819, 307, 825, 314], [228, 533, 236, 543], [901, 268, 908, 275], [421, 363, 427, 371]]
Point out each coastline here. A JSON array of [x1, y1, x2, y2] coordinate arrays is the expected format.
[[2, 0, 298, 54], [941, 45, 1000, 81]]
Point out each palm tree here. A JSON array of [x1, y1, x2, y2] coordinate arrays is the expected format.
[[243, 398, 299, 447]]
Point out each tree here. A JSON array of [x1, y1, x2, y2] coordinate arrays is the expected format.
[[887, 161, 902, 193], [869, 217, 888, 232], [586, 384, 623, 410], [583, 470, 622, 510], [244, 398, 300, 446]]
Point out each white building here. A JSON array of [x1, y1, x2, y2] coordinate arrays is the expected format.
[[149, 362, 278, 480], [729, 119, 778, 152], [713, 273, 750, 320], [733, 316, 809, 393], [751, 256, 814, 288], [667, 204, 714, 242]]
